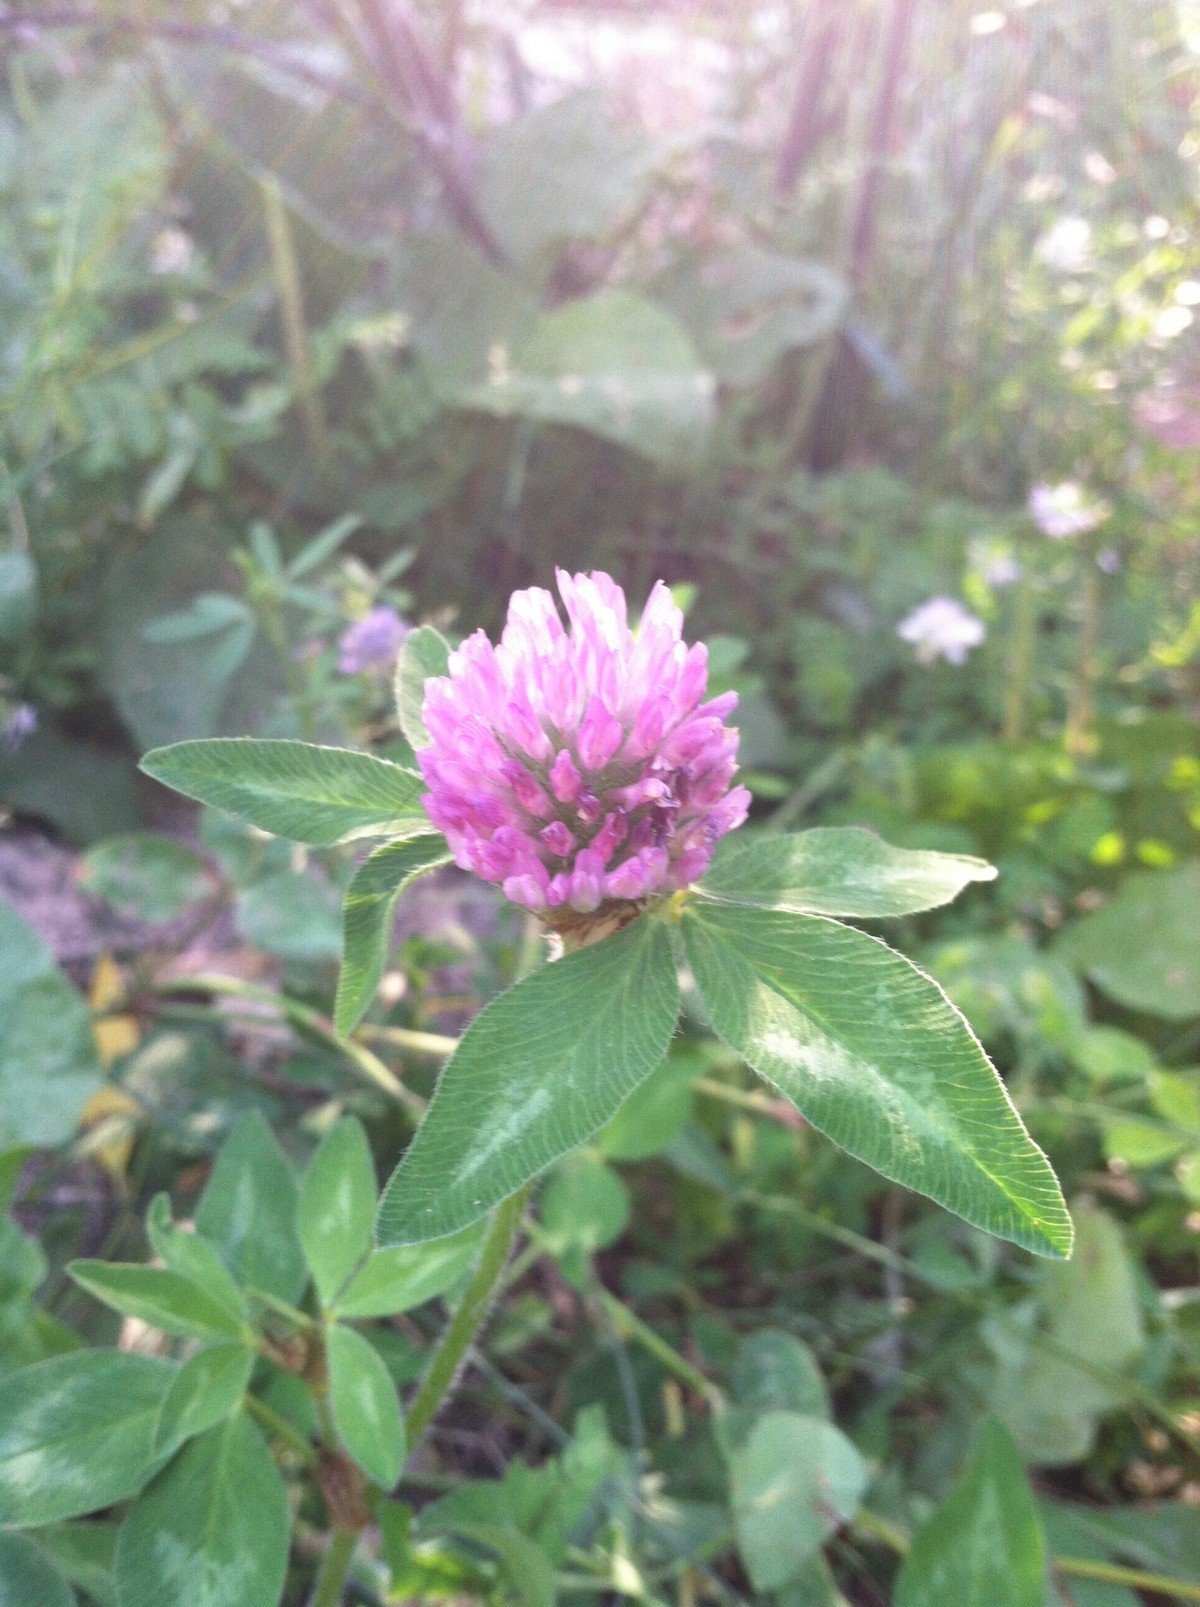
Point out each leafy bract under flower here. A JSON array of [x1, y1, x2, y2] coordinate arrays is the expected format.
[[419, 570, 750, 921]]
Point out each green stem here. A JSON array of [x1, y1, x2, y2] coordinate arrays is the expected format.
[[245, 1394, 318, 1467], [261, 174, 330, 465], [1053, 1554, 1200, 1602], [309, 1527, 358, 1607], [592, 1285, 723, 1409], [404, 1184, 532, 1450], [148, 974, 425, 1116], [1003, 569, 1038, 743]]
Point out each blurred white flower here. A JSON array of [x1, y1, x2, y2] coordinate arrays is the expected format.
[[1155, 305, 1194, 339], [1028, 482, 1110, 538], [1037, 216, 1092, 272], [1084, 150, 1117, 185], [151, 227, 195, 277], [897, 598, 986, 666]]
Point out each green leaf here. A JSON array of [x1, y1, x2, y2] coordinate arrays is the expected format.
[[701, 827, 996, 917], [145, 1195, 248, 1324], [67, 1263, 246, 1342], [726, 1411, 867, 1591], [895, 1421, 1045, 1607], [682, 903, 1072, 1258], [377, 917, 680, 1245], [326, 1324, 405, 1490], [0, 1352, 175, 1527], [299, 1117, 377, 1305], [114, 1412, 289, 1607], [139, 739, 427, 847], [235, 870, 342, 963], [541, 1153, 630, 1283], [78, 834, 211, 922], [0, 900, 101, 1148], [988, 1202, 1145, 1467], [0, 1533, 73, 1607], [333, 1223, 485, 1319], [725, 1330, 829, 1451], [153, 1343, 256, 1459], [595, 1049, 696, 1162], [30, 1522, 117, 1607], [334, 836, 452, 1036], [394, 625, 451, 752], [662, 245, 848, 386], [466, 291, 716, 466], [1056, 862, 1200, 1019], [0, 549, 38, 644], [286, 514, 363, 579], [194, 1113, 307, 1303]]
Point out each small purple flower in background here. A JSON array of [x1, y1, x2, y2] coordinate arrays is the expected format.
[[337, 606, 411, 675], [897, 597, 986, 666], [1028, 481, 1110, 538], [2, 702, 37, 751], [419, 570, 750, 925]]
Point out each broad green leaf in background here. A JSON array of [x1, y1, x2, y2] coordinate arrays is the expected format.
[[145, 1195, 248, 1325], [153, 1342, 256, 1459], [0, 1352, 176, 1527], [99, 519, 275, 753], [724, 1330, 830, 1452], [326, 1324, 405, 1490], [477, 91, 654, 267], [594, 1048, 696, 1162], [1057, 862, 1200, 1019], [298, 1117, 376, 1305], [725, 1411, 867, 1591], [114, 1412, 289, 1607], [466, 291, 716, 466], [334, 835, 452, 1036], [194, 1113, 307, 1303], [390, 234, 539, 393], [682, 903, 1072, 1258], [332, 1222, 484, 1319], [235, 869, 343, 964], [394, 625, 452, 751], [79, 833, 211, 922], [162, 47, 421, 250], [540, 1152, 630, 1285], [988, 1202, 1145, 1466], [701, 827, 996, 917], [377, 917, 680, 1245], [140, 739, 427, 847], [662, 245, 849, 387], [0, 1532, 73, 1607], [895, 1421, 1045, 1607], [0, 900, 102, 1148], [67, 1262, 246, 1343]]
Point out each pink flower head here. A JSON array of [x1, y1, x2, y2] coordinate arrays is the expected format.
[[419, 571, 750, 921]]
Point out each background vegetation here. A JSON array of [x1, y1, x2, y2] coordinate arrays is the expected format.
[[0, 1, 1198, 1603]]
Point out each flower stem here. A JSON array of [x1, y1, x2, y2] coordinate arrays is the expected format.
[[309, 1527, 358, 1607], [404, 1184, 532, 1450]]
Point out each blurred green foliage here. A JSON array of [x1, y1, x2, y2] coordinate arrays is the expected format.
[[1, 1, 1199, 1603]]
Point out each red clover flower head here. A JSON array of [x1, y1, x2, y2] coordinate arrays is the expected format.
[[419, 570, 750, 931]]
